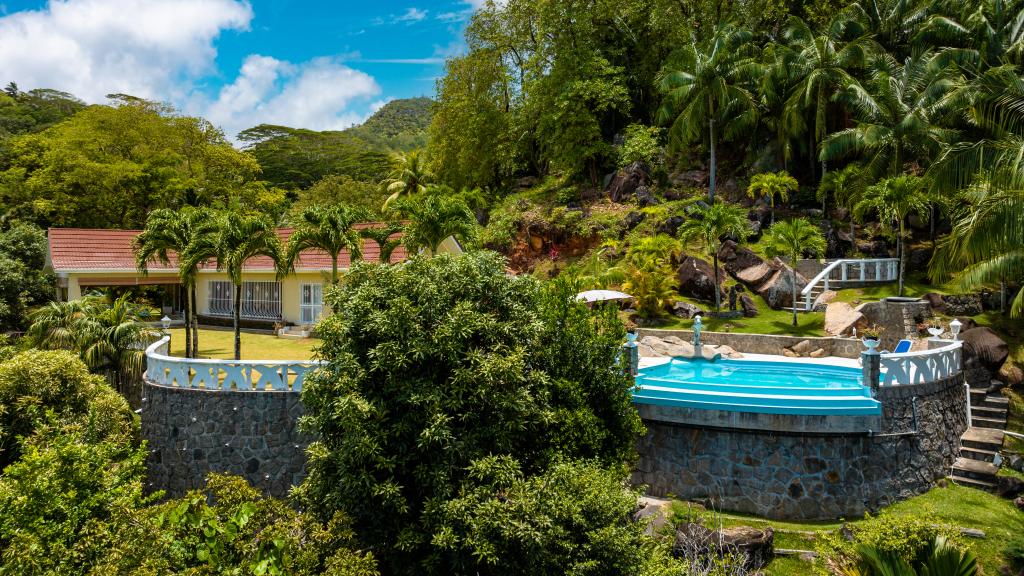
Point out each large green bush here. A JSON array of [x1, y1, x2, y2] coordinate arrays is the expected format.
[[297, 252, 645, 575]]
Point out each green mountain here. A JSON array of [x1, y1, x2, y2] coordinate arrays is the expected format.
[[239, 97, 433, 190]]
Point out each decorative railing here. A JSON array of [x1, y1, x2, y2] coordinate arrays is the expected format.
[[879, 340, 962, 386], [144, 336, 323, 391], [801, 258, 900, 311]]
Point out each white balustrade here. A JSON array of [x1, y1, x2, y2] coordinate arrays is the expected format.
[[879, 340, 962, 386], [801, 258, 900, 311], [144, 336, 323, 392]]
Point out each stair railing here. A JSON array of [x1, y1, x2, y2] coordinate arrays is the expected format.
[[801, 258, 900, 311]]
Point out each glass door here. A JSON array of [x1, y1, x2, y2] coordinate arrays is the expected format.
[[300, 283, 323, 324]]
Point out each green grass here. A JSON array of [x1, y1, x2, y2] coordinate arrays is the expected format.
[[167, 328, 317, 361], [686, 484, 1023, 575], [635, 290, 826, 337]]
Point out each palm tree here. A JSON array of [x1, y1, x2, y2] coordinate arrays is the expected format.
[[399, 195, 478, 256], [856, 175, 930, 296], [26, 298, 93, 350], [818, 164, 865, 250], [284, 204, 367, 284], [843, 0, 937, 58], [747, 171, 799, 224], [919, 0, 1024, 69], [360, 221, 405, 264], [215, 212, 283, 360], [610, 237, 682, 319], [657, 23, 763, 203], [765, 218, 827, 326], [134, 207, 218, 358], [780, 16, 875, 181], [382, 150, 431, 209], [678, 203, 750, 313], [843, 535, 977, 576], [820, 51, 959, 180]]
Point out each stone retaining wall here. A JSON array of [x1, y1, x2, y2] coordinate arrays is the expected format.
[[637, 329, 862, 358], [633, 373, 968, 519], [141, 380, 310, 498]]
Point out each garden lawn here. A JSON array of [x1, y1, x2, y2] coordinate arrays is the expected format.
[[167, 328, 317, 360], [697, 484, 1022, 575], [633, 291, 826, 337]]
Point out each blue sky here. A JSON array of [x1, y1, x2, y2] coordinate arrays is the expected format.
[[0, 0, 478, 139]]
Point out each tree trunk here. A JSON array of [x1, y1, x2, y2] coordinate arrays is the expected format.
[[821, 162, 827, 214], [191, 285, 199, 359], [183, 284, 192, 358], [850, 217, 856, 257], [929, 204, 937, 248], [1001, 279, 1007, 314], [791, 265, 799, 327], [713, 253, 721, 314], [897, 225, 905, 297], [770, 196, 775, 226], [233, 283, 242, 361], [709, 117, 717, 204], [331, 255, 339, 285]]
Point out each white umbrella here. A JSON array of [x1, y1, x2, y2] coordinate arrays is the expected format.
[[575, 289, 634, 304]]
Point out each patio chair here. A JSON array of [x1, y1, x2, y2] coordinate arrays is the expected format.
[[882, 339, 913, 354]]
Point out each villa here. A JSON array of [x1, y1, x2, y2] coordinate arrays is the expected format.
[[45, 226, 463, 328]]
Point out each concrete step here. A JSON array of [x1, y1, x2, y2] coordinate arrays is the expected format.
[[977, 395, 1009, 410], [972, 416, 1007, 430], [972, 404, 1008, 418], [950, 474, 997, 491], [961, 428, 1004, 451], [960, 446, 999, 462], [952, 457, 999, 481]]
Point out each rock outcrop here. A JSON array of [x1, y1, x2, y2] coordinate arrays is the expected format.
[[607, 161, 651, 203], [676, 256, 726, 302], [757, 262, 808, 309], [960, 327, 1009, 372], [825, 302, 864, 336]]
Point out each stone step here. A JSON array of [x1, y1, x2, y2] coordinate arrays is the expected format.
[[950, 474, 997, 491], [960, 446, 999, 462], [961, 428, 1004, 451], [952, 457, 999, 481], [972, 416, 1007, 430], [977, 395, 1009, 410], [972, 405, 1008, 420]]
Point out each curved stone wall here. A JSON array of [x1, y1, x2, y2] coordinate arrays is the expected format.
[[632, 374, 968, 520], [141, 380, 310, 497]]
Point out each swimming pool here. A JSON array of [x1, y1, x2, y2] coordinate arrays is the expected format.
[[634, 357, 881, 416]]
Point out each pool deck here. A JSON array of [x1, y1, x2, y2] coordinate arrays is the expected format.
[[638, 352, 861, 371]]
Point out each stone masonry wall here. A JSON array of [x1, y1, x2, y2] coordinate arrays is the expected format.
[[141, 380, 310, 498], [633, 373, 967, 519]]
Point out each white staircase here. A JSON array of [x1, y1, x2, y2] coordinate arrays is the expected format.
[[800, 258, 900, 311]]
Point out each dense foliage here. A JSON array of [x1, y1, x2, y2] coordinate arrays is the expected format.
[[298, 252, 646, 575], [0, 222, 52, 331]]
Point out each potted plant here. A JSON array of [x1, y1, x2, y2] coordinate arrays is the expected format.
[[861, 324, 884, 353], [926, 317, 944, 340]]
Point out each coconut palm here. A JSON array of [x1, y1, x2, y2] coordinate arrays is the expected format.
[[919, 0, 1024, 69], [843, 0, 937, 58], [820, 51, 960, 181], [215, 212, 283, 360], [747, 171, 799, 224], [856, 175, 931, 296], [284, 204, 367, 284], [360, 221, 405, 264], [134, 207, 218, 358], [678, 203, 750, 313], [657, 23, 763, 203], [780, 16, 875, 181], [765, 218, 827, 326], [382, 150, 431, 209], [818, 164, 865, 249], [398, 194, 478, 256]]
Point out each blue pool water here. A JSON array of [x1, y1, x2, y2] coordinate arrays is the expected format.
[[634, 358, 881, 416]]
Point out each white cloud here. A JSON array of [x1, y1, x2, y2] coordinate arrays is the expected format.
[[394, 7, 427, 23], [0, 0, 252, 103], [200, 54, 381, 139]]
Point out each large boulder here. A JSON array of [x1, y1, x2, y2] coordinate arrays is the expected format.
[[622, 211, 645, 233], [740, 293, 758, 317], [999, 361, 1024, 387], [669, 301, 703, 319], [825, 302, 864, 336], [656, 215, 686, 237], [812, 290, 837, 312], [636, 185, 659, 207], [640, 336, 695, 358], [606, 161, 651, 203], [677, 256, 726, 302], [960, 327, 1009, 372], [736, 262, 778, 291], [756, 261, 808, 309], [717, 239, 766, 276]]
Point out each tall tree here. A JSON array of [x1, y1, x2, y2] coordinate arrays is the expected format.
[[657, 23, 763, 203], [765, 218, 827, 326], [382, 150, 431, 209], [818, 164, 865, 249], [678, 202, 750, 313], [215, 212, 283, 360], [856, 175, 930, 296], [284, 204, 367, 284], [747, 171, 799, 224]]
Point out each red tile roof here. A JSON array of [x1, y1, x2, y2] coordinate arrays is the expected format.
[[48, 226, 407, 273]]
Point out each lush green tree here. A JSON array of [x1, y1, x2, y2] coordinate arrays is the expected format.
[[618, 124, 663, 168], [382, 150, 431, 209], [285, 204, 368, 284], [427, 457, 681, 575], [818, 164, 865, 248], [359, 222, 405, 265], [134, 207, 218, 358], [765, 218, 827, 325], [214, 212, 283, 359], [678, 202, 750, 312], [398, 193, 478, 256], [0, 222, 52, 331], [296, 253, 643, 574], [26, 294, 159, 400], [657, 23, 763, 202], [843, 0, 938, 58], [856, 175, 930, 295], [820, 51, 959, 180], [292, 174, 390, 219], [747, 170, 799, 224], [0, 87, 83, 140]]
